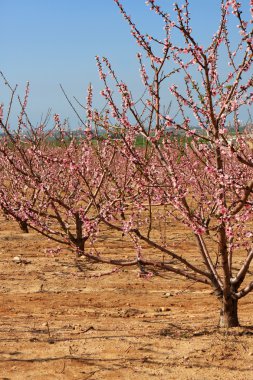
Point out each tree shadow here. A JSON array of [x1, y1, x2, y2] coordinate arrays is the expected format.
[[158, 322, 253, 339]]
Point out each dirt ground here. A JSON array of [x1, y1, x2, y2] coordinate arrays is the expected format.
[[1, 215, 253, 380]]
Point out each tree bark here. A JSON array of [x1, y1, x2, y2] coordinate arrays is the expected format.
[[19, 220, 29, 233], [76, 237, 85, 257], [219, 296, 239, 328], [75, 214, 86, 257]]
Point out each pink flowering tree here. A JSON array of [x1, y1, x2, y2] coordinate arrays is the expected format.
[[0, 79, 133, 259], [89, 0, 253, 327]]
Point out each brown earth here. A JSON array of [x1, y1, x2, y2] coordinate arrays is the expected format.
[[1, 215, 253, 380]]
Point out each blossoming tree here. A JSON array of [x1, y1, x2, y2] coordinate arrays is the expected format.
[[90, 0, 253, 327], [0, 80, 133, 258]]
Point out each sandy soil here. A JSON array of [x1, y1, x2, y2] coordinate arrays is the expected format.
[[1, 215, 253, 380]]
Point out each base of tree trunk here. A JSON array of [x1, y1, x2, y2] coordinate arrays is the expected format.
[[76, 249, 85, 258], [19, 220, 29, 233], [219, 297, 239, 328], [75, 237, 86, 257]]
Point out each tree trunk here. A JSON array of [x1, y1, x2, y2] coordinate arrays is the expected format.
[[75, 214, 85, 257], [75, 238, 88, 273], [75, 238, 85, 257], [219, 296, 239, 328], [19, 220, 29, 233]]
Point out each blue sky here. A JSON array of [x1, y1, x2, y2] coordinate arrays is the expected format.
[[1, 0, 251, 127]]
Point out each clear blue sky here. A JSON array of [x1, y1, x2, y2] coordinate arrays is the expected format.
[[1, 0, 250, 127]]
